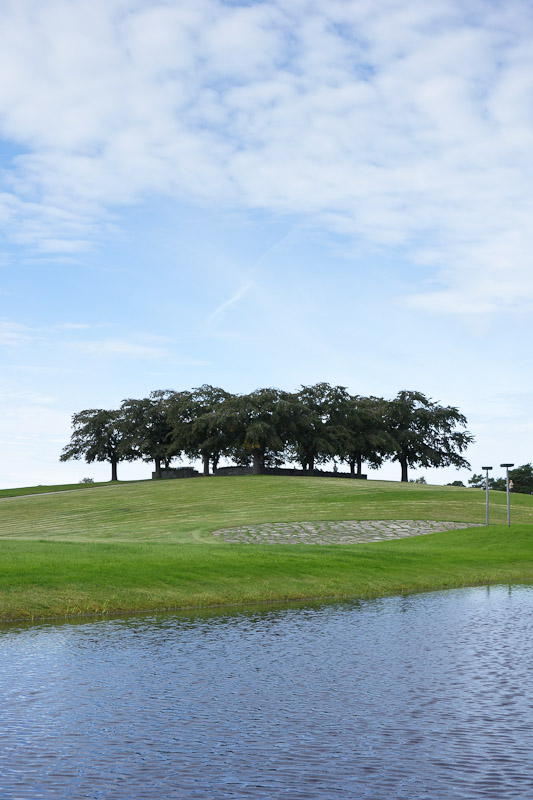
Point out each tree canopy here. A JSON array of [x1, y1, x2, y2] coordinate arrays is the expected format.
[[120, 391, 178, 479], [287, 383, 345, 471], [60, 385, 474, 482], [229, 388, 294, 473], [469, 464, 533, 494], [60, 408, 134, 481], [169, 385, 231, 475], [385, 390, 473, 482], [335, 394, 390, 476]]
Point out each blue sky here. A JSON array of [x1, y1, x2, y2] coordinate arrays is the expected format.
[[1, 0, 532, 487]]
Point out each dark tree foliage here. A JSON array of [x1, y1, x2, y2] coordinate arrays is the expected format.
[[287, 383, 346, 471], [60, 385, 474, 483], [120, 391, 179, 478], [508, 464, 533, 494], [60, 408, 135, 481], [229, 388, 294, 473], [168, 385, 232, 475], [469, 464, 533, 494], [468, 473, 505, 491], [335, 394, 390, 476], [385, 390, 473, 482]]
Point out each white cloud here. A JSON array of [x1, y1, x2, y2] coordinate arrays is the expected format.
[[0, 319, 198, 364], [56, 323, 93, 330], [77, 339, 170, 359], [73, 337, 210, 366], [0, 0, 532, 314], [0, 320, 35, 345]]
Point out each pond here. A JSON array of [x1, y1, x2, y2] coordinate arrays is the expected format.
[[1, 585, 532, 799]]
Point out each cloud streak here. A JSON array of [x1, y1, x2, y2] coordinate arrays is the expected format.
[[206, 284, 251, 326], [0, 0, 532, 314]]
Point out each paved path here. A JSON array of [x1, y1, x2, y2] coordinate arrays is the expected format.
[[212, 519, 482, 544]]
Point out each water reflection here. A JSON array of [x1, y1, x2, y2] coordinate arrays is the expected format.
[[1, 586, 532, 799]]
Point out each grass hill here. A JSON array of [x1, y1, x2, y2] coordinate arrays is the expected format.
[[2, 475, 533, 542], [1, 476, 532, 621]]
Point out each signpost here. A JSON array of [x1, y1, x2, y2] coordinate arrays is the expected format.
[[482, 466, 492, 526], [500, 463, 514, 527]]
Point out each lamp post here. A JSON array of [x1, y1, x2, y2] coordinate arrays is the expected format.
[[500, 463, 514, 527], [482, 466, 492, 526]]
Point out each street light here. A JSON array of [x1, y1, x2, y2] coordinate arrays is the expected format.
[[482, 466, 492, 526], [500, 463, 514, 527]]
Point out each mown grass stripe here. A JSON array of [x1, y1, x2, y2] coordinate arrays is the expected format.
[[0, 476, 531, 543]]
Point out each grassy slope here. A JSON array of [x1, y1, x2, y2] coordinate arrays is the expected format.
[[0, 481, 125, 498], [1, 475, 532, 542], [1, 476, 532, 621]]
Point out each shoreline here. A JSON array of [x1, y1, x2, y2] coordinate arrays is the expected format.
[[1, 523, 532, 624], [3, 576, 533, 628]]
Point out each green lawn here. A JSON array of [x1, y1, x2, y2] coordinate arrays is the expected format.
[[2, 475, 532, 542], [1, 476, 532, 621]]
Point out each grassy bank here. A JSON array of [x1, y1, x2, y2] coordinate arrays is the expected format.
[[1, 476, 532, 621], [1, 525, 532, 621]]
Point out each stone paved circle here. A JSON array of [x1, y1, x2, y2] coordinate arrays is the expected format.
[[212, 520, 482, 544]]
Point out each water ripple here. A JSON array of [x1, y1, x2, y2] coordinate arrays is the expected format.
[[0, 586, 532, 799]]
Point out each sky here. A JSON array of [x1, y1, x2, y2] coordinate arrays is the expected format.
[[1, 0, 532, 488]]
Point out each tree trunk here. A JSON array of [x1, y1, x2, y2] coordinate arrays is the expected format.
[[154, 458, 162, 479], [309, 455, 315, 472], [203, 453, 210, 476], [111, 458, 118, 482], [400, 457, 408, 482], [252, 451, 262, 474], [356, 455, 362, 477]]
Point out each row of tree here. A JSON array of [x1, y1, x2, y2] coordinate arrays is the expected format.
[[60, 384, 474, 483], [468, 465, 533, 494]]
